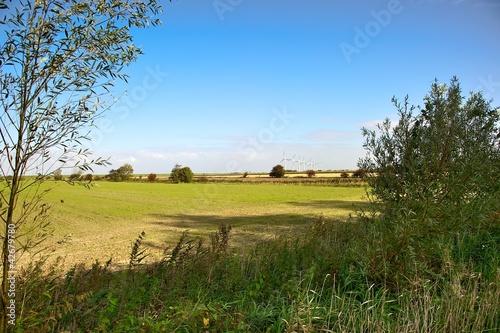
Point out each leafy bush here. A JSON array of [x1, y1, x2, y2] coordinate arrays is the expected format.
[[340, 172, 349, 178], [53, 169, 63, 181], [147, 173, 157, 182], [351, 168, 365, 178], [358, 77, 500, 285], [306, 169, 316, 178], [69, 172, 82, 181], [170, 164, 194, 183], [108, 163, 134, 182], [269, 164, 285, 178]]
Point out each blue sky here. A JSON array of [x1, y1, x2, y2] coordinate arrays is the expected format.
[[87, 0, 500, 174]]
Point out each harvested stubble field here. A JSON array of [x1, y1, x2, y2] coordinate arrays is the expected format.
[[30, 180, 367, 271]]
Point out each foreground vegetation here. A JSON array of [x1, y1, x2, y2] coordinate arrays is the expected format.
[[13, 213, 500, 332], [10, 178, 500, 332]]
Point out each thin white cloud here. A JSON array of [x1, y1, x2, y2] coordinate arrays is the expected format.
[[358, 115, 399, 131], [302, 129, 359, 142], [117, 156, 137, 164]]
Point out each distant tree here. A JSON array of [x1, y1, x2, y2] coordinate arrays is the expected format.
[[339, 172, 349, 178], [306, 169, 316, 178], [0, 0, 163, 328], [269, 164, 285, 178], [108, 164, 134, 182], [148, 173, 157, 182], [351, 168, 366, 178], [53, 169, 63, 181], [170, 164, 194, 183], [84, 173, 93, 181], [69, 171, 83, 181]]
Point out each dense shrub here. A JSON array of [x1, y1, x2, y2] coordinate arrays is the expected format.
[[68, 172, 82, 181], [170, 164, 194, 183], [358, 77, 500, 286], [269, 164, 285, 178], [108, 163, 134, 182], [351, 168, 365, 178], [53, 169, 63, 181], [306, 169, 316, 178], [340, 172, 349, 178], [147, 173, 157, 182]]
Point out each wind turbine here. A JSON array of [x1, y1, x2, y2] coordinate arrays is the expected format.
[[279, 151, 287, 170], [299, 156, 306, 172], [290, 155, 297, 171]]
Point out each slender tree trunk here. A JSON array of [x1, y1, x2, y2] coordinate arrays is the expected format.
[[1, 114, 24, 332], [1, 184, 18, 333]]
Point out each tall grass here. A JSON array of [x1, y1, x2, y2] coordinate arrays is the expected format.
[[12, 215, 500, 332]]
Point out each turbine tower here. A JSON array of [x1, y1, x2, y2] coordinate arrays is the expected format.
[[290, 155, 297, 171], [279, 151, 287, 170]]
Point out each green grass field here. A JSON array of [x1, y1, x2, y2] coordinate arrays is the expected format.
[[37, 181, 367, 269]]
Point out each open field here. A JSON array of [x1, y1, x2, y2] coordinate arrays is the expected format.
[[30, 181, 367, 270]]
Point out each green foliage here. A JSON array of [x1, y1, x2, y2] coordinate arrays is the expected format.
[[53, 169, 63, 181], [12, 217, 500, 332], [129, 231, 148, 269], [170, 164, 194, 183], [269, 164, 285, 178], [351, 168, 366, 178], [69, 170, 83, 181], [0, 0, 162, 328], [358, 77, 500, 285], [107, 163, 134, 182]]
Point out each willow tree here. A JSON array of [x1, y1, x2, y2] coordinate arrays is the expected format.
[[0, 0, 163, 328], [358, 77, 500, 283]]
